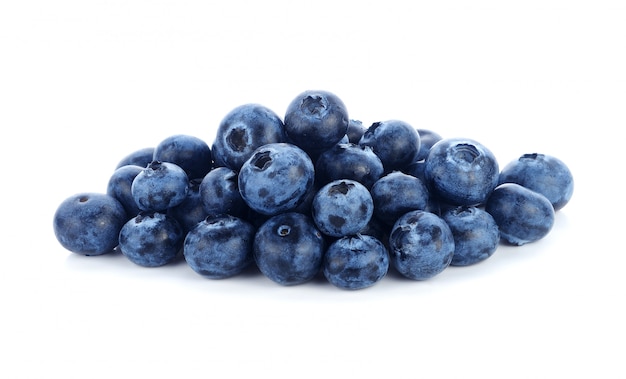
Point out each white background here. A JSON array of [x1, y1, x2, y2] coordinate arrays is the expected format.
[[1, 1, 624, 378]]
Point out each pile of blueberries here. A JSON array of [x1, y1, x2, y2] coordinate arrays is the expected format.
[[53, 90, 574, 290]]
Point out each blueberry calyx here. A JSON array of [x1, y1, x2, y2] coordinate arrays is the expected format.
[[302, 95, 327, 116], [277, 225, 291, 237], [252, 151, 272, 170], [453, 144, 480, 163], [227, 127, 247, 152], [329, 181, 353, 196]]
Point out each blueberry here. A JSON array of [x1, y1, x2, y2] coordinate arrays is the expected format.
[[323, 234, 389, 290], [415, 129, 443, 162], [153, 134, 212, 180], [106, 165, 144, 220], [370, 171, 430, 226], [346, 119, 366, 144], [284, 90, 349, 152], [199, 166, 248, 218], [53, 193, 127, 256], [183, 215, 256, 279], [167, 178, 208, 234], [485, 183, 555, 246], [441, 206, 500, 266], [238, 143, 314, 216], [115, 147, 155, 169], [498, 153, 574, 211], [212, 103, 286, 171], [314, 143, 384, 189], [131, 161, 189, 212], [359, 120, 421, 172], [253, 212, 325, 286], [389, 210, 455, 280], [118, 211, 184, 267], [311, 179, 374, 238], [424, 138, 499, 206]]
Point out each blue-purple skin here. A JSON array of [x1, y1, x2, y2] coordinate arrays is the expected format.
[[107, 165, 144, 220], [359, 120, 421, 172], [389, 210, 455, 280], [153, 134, 212, 180], [315, 143, 384, 189], [183, 215, 256, 279], [323, 234, 389, 290], [131, 161, 189, 212], [238, 143, 314, 216], [311, 179, 374, 238], [284, 90, 349, 153], [53, 192, 127, 256], [441, 206, 500, 266], [167, 179, 208, 234], [498, 153, 574, 211], [415, 129, 443, 162], [485, 183, 555, 246], [346, 119, 366, 144], [370, 171, 430, 226], [199, 167, 248, 219], [116, 147, 154, 169], [212, 103, 286, 171], [253, 212, 325, 286], [424, 138, 499, 206], [118, 211, 184, 267]]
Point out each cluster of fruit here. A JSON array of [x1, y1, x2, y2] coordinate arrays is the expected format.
[[53, 90, 574, 290]]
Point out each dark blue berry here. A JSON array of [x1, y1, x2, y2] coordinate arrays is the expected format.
[[153, 134, 212, 180], [441, 206, 500, 266], [311, 179, 374, 238], [284, 90, 349, 153], [107, 165, 143, 220], [118, 211, 184, 267], [389, 210, 455, 280], [53, 193, 127, 256], [323, 234, 389, 290], [253, 212, 325, 286], [314, 143, 384, 189], [359, 120, 420, 172], [370, 171, 430, 226], [183, 215, 256, 279], [238, 143, 314, 216], [498, 153, 574, 211], [116, 147, 154, 169], [212, 103, 286, 171], [131, 161, 189, 212], [485, 183, 555, 246], [424, 138, 499, 206], [199, 166, 248, 218]]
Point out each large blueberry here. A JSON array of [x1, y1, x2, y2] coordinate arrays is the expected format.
[[389, 210, 455, 280], [370, 171, 430, 226], [53, 192, 127, 256], [199, 166, 248, 218], [498, 153, 574, 211], [212, 103, 286, 171], [284, 90, 349, 153], [238, 143, 314, 216], [323, 234, 389, 290], [424, 138, 499, 206], [118, 211, 184, 267], [485, 183, 555, 246], [312, 179, 374, 238], [183, 215, 256, 279], [359, 120, 420, 172], [106, 165, 144, 220], [131, 161, 189, 212], [153, 134, 212, 180], [253, 212, 325, 286], [167, 179, 208, 234], [441, 206, 500, 266], [315, 143, 384, 189]]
